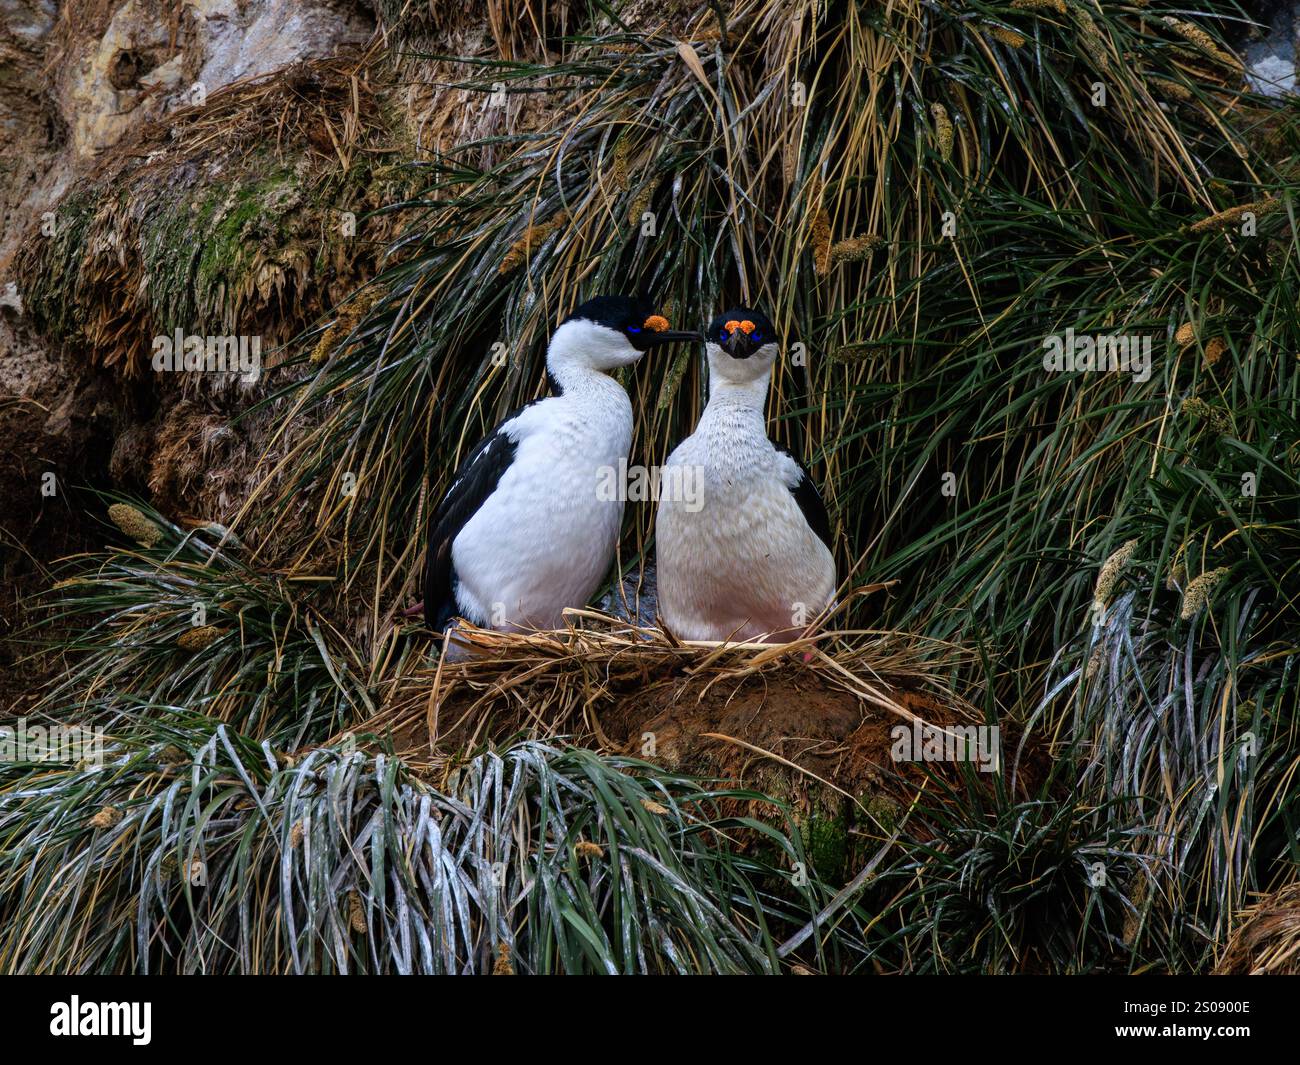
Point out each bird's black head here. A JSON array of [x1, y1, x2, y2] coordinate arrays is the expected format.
[[563, 294, 701, 352], [706, 306, 779, 360]]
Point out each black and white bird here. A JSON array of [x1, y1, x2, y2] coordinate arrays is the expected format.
[[655, 307, 836, 642], [420, 295, 698, 639]]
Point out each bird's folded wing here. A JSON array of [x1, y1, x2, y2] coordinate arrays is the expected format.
[[424, 409, 531, 630], [774, 444, 833, 549]]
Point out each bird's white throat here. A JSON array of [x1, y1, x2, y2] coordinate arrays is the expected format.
[[705, 343, 779, 411], [546, 318, 643, 391]]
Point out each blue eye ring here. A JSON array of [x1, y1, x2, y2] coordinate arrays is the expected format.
[[627, 326, 642, 333], [752, 331, 763, 342]]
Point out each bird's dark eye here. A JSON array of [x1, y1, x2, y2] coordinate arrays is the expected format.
[[752, 331, 763, 342]]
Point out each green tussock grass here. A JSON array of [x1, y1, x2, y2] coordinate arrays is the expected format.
[[4, 0, 1299, 973]]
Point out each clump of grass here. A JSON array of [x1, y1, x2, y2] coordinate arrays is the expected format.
[[28, 497, 374, 746], [0, 730, 847, 974], [866, 780, 1146, 973]]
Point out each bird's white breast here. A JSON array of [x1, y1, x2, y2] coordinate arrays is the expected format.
[[656, 404, 835, 642], [452, 381, 631, 630]]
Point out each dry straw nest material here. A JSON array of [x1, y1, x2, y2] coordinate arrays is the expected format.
[[1216, 882, 1300, 974], [373, 611, 1045, 816]]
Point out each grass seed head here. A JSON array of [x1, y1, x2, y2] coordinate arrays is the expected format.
[[89, 805, 123, 829], [830, 234, 884, 264], [1161, 17, 1241, 70], [611, 135, 632, 191], [310, 288, 384, 364], [812, 208, 832, 276], [108, 503, 161, 546], [1085, 644, 1104, 681], [1149, 76, 1193, 102], [1181, 396, 1230, 433], [1072, 10, 1112, 70], [628, 183, 655, 228], [177, 625, 224, 651], [1180, 566, 1230, 619], [1093, 539, 1138, 609], [499, 211, 570, 276], [930, 102, 954, 162], [1187, 198, 1282, 235]]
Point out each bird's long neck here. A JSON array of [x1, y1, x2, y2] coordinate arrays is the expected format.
[[547, 359, 624, 398], [544, 328, 628, 403], [706, 362, 770, 414]]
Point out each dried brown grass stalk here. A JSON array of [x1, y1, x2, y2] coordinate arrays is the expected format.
[[1216, 882, 1300, 974]]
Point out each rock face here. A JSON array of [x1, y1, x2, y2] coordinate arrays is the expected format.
[[1, 1, 81, 573], [1244, 1, 1300, 97], [50, 0, 374, 159], [0, 0, 376, 601]]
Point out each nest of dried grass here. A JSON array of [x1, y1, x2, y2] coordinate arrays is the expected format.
[[1215, 881, 1300, 975], [370, 611, 1037, 820]]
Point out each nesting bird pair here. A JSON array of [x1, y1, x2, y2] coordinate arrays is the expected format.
[[418, 294, 835, 645]]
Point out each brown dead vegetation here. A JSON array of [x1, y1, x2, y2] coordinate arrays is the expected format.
[[1216, 881, 1300, 975]]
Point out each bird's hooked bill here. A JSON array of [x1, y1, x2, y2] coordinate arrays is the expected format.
[[723, 319, 760, 358]]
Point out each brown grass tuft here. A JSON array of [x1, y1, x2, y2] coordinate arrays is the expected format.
[[1216, 882, 1300, 974]]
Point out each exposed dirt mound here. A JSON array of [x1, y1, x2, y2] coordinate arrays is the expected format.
[[599, 671, 980, 808]]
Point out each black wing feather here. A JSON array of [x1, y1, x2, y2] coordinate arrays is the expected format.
[[423, 415, 524, 632], [775, 445, 833, 549]]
